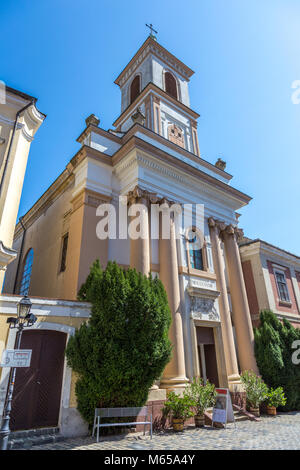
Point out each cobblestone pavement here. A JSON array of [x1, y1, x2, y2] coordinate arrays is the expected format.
[[32, 412, 300, 450]]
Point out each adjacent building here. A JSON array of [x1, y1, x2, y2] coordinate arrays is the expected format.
[[240, 238, 300, 329], [0, 86, 45, 290]]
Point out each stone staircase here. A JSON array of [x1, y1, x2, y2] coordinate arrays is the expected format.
[[7, 427, 65, 449]]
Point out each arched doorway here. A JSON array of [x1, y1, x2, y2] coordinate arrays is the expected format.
[[10, 329, 66, 431]]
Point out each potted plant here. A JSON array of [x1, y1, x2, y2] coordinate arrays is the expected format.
[[185, 377, 216, 427], [240, 370, 268, 417], [162, 391, 194, 431], [266, 387, 286, 415]]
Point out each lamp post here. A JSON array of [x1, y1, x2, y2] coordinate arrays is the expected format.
[[0, 295, 37, 450]]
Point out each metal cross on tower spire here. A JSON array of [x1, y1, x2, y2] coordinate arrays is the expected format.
[[146, 23, 158, 39]]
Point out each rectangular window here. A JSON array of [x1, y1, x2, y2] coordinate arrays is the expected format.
[[274, 270, 290, 302], [189, 248, 204, 271], [60, 233, 69, 272]]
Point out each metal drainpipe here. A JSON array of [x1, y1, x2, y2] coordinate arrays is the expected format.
[[0, 99, 35, 198], [12, 216, 26, 294]]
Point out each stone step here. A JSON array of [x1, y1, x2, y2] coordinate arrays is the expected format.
[[233, 411, 248, 422], [8, 427, 64, 450]]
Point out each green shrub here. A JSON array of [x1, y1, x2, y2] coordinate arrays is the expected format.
[[163, 392, 194, 421], [185, 378, 216, 416], [240, 370, 268, 408], [66, 260, 172, 426], [266, 387, 287, 408], [254, 310, 300, 411]]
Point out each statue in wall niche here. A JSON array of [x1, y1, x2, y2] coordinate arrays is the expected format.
[[131, 107, 145, 126]]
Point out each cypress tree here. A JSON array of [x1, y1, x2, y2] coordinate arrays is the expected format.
[[254, 310, 300, 410], [66, 260, 172, 426]]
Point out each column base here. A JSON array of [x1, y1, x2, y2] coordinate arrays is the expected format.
[[159, 376, 189, 393], [228, 374, 244, 393], [149, 384, 159, 390], [147, 388, 167, 401]]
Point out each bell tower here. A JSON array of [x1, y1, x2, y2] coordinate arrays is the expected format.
[[113, 33, 201, 157]]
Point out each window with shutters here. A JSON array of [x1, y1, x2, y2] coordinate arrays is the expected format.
[[274, 270, 290, 303]]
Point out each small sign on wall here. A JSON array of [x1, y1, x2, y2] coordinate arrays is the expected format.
[[0, 349, 32, 368], [212, 388, 235, 426]]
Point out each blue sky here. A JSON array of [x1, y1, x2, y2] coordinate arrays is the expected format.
[[1, 0, 300, 254]]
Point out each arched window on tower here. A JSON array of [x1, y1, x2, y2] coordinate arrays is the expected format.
[[19, 248, 34, 295], [130, 75, 141, 104], [164, 71, 178, 100]]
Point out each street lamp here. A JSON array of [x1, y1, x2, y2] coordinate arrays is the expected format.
[[17, 295, 32, 319], [0, 295, 37, 450]]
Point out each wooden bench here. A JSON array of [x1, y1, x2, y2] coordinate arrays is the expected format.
[[92, 406, 152, 442]]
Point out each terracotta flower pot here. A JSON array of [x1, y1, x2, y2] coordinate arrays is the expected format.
[[249, 407, 260, 417], [194, 415, 205, 428], [172, 418, 184, 432], [267, 406, 277, 416]]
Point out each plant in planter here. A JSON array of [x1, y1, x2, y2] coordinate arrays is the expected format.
[[162, 392, 194, 431], [266, 387, 286, 416], [185, 377, 216, 427], [240, 370, 268, 417]]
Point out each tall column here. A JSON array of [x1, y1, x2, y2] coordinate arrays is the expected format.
[[159, 200, 188, 390], [222, 224, 259, 373], [208, 218, 240, 385], [128, 186, 150, 276]]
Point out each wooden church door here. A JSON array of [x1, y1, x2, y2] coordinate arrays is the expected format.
[[10, 329, 66, 431]]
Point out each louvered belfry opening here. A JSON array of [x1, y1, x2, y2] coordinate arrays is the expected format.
[[130, 75, 140, 104], [165, 71, 178, 100]]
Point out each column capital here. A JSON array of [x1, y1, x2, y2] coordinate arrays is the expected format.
[[127, 185, 158, 205], [208, 217, 226, 234], [222, 224, 244, 241], [159, 196, 179, 207], [208, 219, 244, 242]]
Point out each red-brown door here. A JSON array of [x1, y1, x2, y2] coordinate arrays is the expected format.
[[10, 329, 66, 431]]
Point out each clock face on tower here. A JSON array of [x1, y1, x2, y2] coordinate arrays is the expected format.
[[168, 123, 185, 148]]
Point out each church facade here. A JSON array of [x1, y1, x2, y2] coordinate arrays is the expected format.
[[2, 36, 258, 430]]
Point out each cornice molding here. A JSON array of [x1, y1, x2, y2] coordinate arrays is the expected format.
[[240, 240, 300, 268], [21, 126, 34, 142], [121, 123, 231, 180], [112, 136, 250, 206], [14, 169, 74, 238], [0, 114, 23, 129], [76, 124, 122, 145], [113, 82, 200, 128], [0, 241, 17, 270]]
